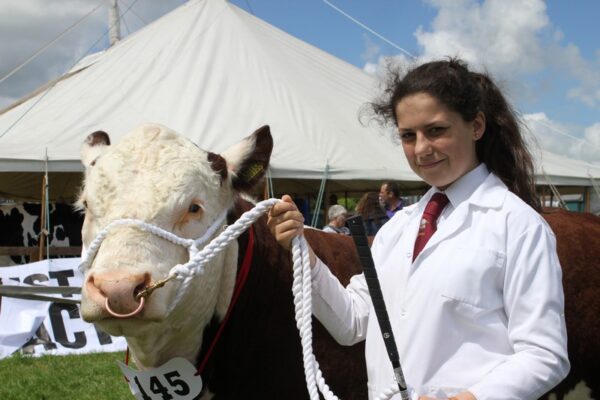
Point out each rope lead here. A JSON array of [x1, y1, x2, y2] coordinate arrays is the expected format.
[[81, 198, 404, 399]]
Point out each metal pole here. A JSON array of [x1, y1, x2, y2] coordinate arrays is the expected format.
[[108, 0, 121, 47], [311, 164, 329, 227]]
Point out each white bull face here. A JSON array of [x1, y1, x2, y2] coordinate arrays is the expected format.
[[78, 123, 272, 364]]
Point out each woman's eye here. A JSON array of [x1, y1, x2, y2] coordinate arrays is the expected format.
[[429, 126, 446, 135], [399, 132, 415, 141], [188, 204, 202, 213]]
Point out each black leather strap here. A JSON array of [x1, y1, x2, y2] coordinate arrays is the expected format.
[[347, 215, 410, 399]]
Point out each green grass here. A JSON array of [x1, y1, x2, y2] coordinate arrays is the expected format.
[[0, 352, 132, 400]]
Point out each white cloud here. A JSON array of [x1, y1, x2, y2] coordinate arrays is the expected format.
[[363, 62, 378, 75], [0, 1, 105, 104], [415, 0, 549, 75], [0, 0, 184, 108], [584, 123, 600, 147], [363, 54, 413, 77], [573, 123, 600, 161], [523, 113, 600, 163], [558, 44, 600, 108], [361, 34, 381, 63]]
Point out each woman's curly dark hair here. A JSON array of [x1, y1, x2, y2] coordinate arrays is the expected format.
[[366, 58, 540, 211]]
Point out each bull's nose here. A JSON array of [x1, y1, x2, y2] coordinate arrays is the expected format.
[[86, 271, 151, 317]]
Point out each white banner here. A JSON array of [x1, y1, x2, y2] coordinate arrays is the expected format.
[[0, 258, 127, 359]]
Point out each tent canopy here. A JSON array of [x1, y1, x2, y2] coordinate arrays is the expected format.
[[0, 0, 598, 202]]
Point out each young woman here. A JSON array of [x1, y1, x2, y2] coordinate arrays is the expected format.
[[356, 191, 389, 235], [267, 59, 569, 400]]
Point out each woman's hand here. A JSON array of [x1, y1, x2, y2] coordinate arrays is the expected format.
[[267, 195, 305, 251]]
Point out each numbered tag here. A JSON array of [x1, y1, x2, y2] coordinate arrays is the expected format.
[[118, 357, 203, 400]]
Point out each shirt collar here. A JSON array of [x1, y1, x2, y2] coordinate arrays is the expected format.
[[405, 163, 507, 216], [441, 163, 489, 209]]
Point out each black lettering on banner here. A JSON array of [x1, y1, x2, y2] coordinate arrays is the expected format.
[[49, 269, 75, 297], [49, 303, 86, 349], [23, 273, 50, 285], [133, 371, 191, 399]]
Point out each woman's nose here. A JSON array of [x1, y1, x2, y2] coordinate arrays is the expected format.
[[414, 133, 431, 155]]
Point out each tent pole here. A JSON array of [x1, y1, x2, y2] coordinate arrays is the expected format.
[[39, 149, 51, 261], [268, 170, 274, 199], [38, 173, 47, 261], [589, 175, 600, 202], [45, 151, 50, 260], [324, 187, 331, 224], [543, 170, 566, 209], [311, 164, 329, 228], [108, 0, 121, 47], [263, 169, 274, 199]]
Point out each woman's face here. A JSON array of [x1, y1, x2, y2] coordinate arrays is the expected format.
[[395, 92, 485, 190]]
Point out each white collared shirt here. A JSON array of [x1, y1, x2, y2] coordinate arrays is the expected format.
[[311, 164, 569, 399]]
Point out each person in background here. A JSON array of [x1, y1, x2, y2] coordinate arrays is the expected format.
[[268, 58, 569, 399], [356, 191, 389, 235], [322, 204, 350, 235], [328, 193, 339, 206], [379, 181, 404, 218]]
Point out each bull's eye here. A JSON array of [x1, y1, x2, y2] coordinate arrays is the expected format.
[[188, 203, 202, 213]]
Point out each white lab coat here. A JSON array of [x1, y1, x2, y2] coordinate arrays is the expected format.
[[311, 165, 569, 400]]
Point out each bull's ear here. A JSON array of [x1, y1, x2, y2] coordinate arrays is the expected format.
[[220, 125, 273, 191], [81, 131, 111, 168]]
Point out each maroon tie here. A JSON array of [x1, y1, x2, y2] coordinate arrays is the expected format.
[[413, 192, 449, 261]]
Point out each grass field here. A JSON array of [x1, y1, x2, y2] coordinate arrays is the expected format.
[[0, 352, 131, 400], [0, 351, 593, 399]]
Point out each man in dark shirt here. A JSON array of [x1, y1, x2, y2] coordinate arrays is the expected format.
[[379, 181, 404, 218]]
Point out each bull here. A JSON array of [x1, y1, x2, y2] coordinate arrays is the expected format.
[[78, 123, 366, 398]]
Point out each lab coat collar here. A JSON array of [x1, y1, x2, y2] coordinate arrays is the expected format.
[[444, 163, 491, 209], [429, 163, 508, 211]]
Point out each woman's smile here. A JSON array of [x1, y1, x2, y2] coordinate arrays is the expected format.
[[418, 159, 445, 169]]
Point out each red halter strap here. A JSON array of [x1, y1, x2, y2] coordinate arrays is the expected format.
[[196, 225, 255, 374]]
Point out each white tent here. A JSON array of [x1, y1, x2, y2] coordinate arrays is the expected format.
[[0, 0, 598, 201], [533, 150, 600, 187]]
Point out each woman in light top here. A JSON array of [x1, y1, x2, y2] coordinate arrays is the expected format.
[[322, 204, 351, 235], [268, 58, 569, 400]]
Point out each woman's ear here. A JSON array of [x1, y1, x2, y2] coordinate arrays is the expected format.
[[472, 111, 486, 140]]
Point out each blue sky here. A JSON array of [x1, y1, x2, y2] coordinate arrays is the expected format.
[[1, 0, 599, 162]]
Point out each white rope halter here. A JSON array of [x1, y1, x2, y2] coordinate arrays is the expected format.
[[79, 198, 404, 399]]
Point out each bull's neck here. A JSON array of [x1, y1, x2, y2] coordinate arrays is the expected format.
[[126, 318, 206, 369]]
